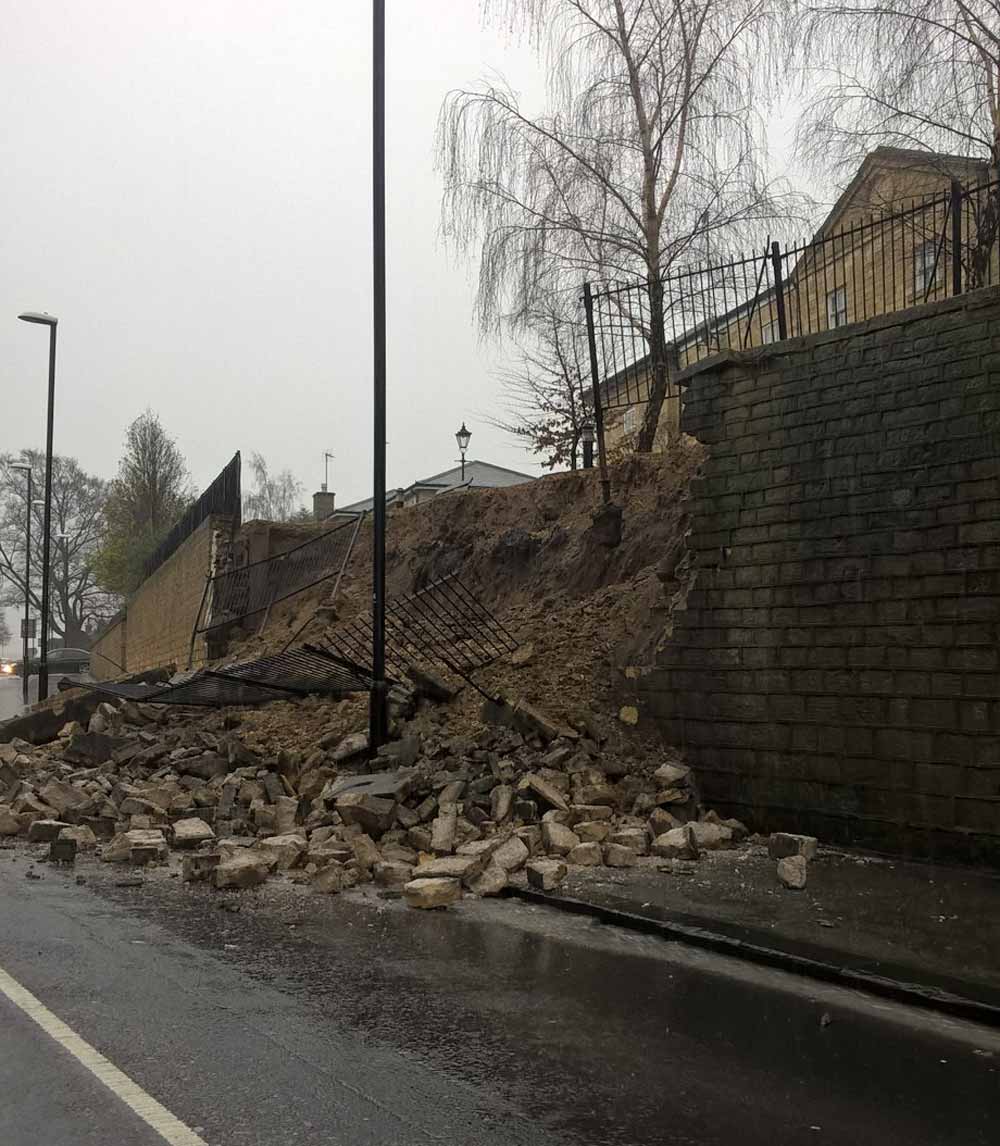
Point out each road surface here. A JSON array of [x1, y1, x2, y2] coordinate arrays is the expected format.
[[0, 848, 996, 1146], [0, 675, 25, 721]]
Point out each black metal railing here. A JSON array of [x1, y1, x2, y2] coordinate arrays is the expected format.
[[322, 572, 519, 689], [143, 452, 242, 578], [192, 513, 363, 639], [585, 178, 1000, 419]]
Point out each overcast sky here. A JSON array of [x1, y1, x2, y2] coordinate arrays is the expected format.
[[1, 1, 552, 513]]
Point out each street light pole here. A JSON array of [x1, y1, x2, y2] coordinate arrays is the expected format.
[[10, 464, 32, 707], [455, 422, 471, 482], [18, 311, 58, 702], [369, 0, 389, 752]]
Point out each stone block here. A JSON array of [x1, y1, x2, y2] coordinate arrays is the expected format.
[[526, 858, 567, 891], [603, 843, 637, 868], [171, 817, 215, 849], [566, 842, 603, 866], [403, 877, 462, 909], [541, 821, 580, 856], [767, 832, 818, 860], [492, 835, 530, 873]]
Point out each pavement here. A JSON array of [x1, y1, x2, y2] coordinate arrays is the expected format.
[[0, 844, 998, 1145], [552, 842, 1000, 1013]]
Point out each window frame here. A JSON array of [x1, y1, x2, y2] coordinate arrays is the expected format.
[[914, 240, 939, 300], [826, 286, 848, 329]]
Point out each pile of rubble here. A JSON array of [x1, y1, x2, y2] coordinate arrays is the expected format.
[[0, 667, 784, 909]]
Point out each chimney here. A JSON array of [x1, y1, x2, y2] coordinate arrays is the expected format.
[[313, 489, 337, 521]]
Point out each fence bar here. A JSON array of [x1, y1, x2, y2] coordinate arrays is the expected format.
[[951, 179, 963, 296], [582, 282, 612, 504], [770, 241, 788, 340]]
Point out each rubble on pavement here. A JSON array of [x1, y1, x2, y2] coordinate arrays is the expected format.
[[0, 681, 766, 910]]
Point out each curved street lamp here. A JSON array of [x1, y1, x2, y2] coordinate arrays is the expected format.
[[455, 422, 471, 481], [18, 310, 58, 702]]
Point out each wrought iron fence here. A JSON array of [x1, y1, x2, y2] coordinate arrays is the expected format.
[[321, 572, 518, 689], [144, 452, 242, 579], [192, 512, 363, 641], [584, 178, 1000, 424]]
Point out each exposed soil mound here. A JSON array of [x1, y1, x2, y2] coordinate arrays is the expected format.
[[228, 441, 704, 747]]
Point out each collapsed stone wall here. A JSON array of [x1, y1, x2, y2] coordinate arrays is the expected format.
[[640, 288, 1000, 866]]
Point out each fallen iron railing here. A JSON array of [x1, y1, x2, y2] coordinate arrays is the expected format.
[[320, 572, 518, 688], [80, 645, 372, 708]]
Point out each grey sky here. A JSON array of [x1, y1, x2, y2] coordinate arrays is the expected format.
[[2, 1, 547, 513]]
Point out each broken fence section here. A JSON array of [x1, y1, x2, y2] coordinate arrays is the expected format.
[[85, 573, 515, 709], [190, 513, 363, 655], [80, 646, 373, 708], [320, 572, 518, 688]]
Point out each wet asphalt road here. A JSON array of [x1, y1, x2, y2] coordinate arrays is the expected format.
[[0, 849, 997, 1146], [0, 676, 23, 721]]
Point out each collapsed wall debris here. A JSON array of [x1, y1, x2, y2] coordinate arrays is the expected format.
[[0, 665, 773, 907]]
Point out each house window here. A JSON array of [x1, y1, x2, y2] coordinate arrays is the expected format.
[[761, 318, 779, 345], [623, 406, 638, 435], [826, 286, 848, 329], [915, 241, 938, 299]]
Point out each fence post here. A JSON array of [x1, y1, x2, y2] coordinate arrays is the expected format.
[[951, 179, 963, 296], [582, 282, 612, 506], [770, 241, 788, 340]]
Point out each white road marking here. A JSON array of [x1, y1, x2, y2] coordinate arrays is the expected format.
[[0, 963, 209, 1146]]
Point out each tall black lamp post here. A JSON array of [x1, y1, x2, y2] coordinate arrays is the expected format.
[[9, 463, 32, 706], [455, 422, 471, 481], [369, 0, 389, 752], [18, 311, 58, 702]]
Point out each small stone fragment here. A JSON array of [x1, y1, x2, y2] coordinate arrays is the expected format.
[[413, 854, 484, 881], [57, 825, 98, 852], [254, 833, 307, 870], [567, 842, 602, 866], [541, 820, 580, 856], [768, 832, 818, 861], [777, 854, 808, 890], [373, 861, 413, 887], [603, 843, 637, 868], [430, 811, 458, 855], [403, 877, 462, 909], [171, 817, 216, 849], [311, 864, 345, 894], [526, 858, 567, 891], [214, 851, 274, 890], [27, 819, 71, 843], [575, 820, 610, 843], [492, 835, 530, 872], [466, 862, 507, 896]]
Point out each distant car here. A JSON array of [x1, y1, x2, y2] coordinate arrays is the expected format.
[[0, 660, 15, 676], [17, 647, 93, 678]]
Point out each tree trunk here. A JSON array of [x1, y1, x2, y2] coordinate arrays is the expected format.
[[636, 275, 671, 453]]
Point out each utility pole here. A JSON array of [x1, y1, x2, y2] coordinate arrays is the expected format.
[[369, 0, 389, 752]]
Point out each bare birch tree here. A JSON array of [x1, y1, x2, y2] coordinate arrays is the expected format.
[[438, 0, 789, 451], [797, 2, 1000, 171], [489, 297, 592, 469], [243, 454, 307, 522]]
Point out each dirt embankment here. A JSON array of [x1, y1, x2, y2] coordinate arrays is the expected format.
[[227, 442, 704, 752]]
